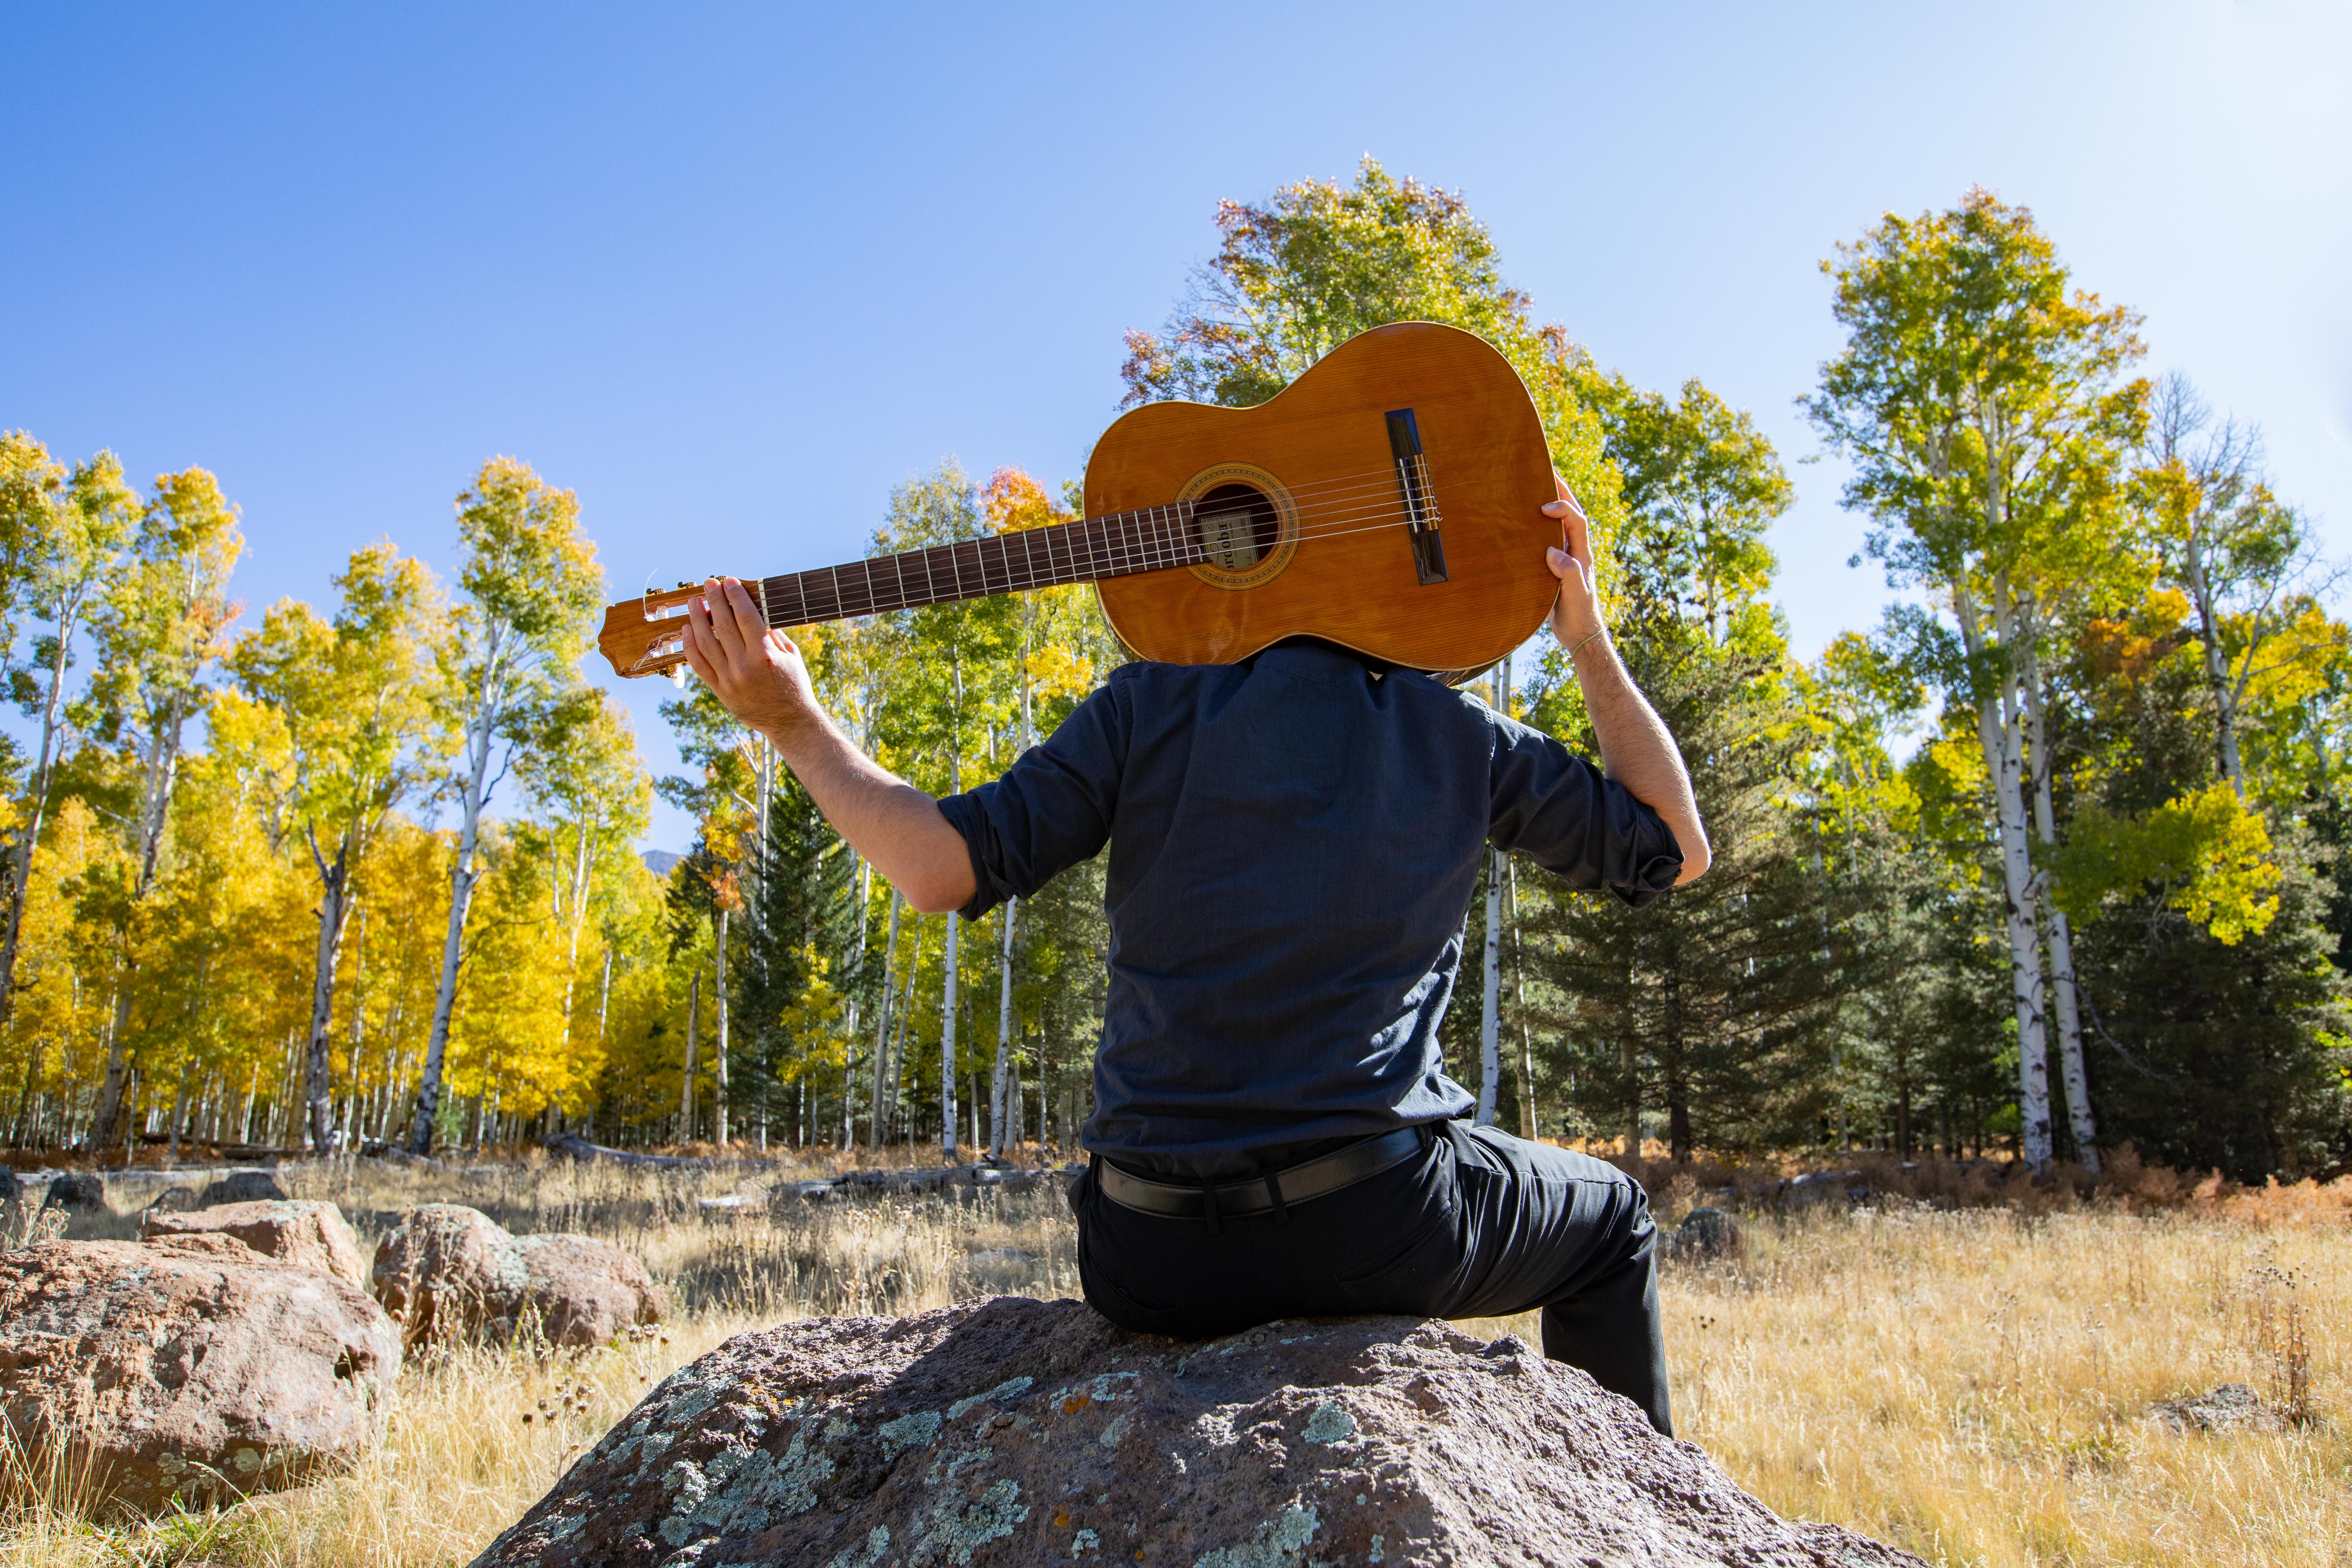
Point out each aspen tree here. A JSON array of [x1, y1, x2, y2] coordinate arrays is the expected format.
[[407, 458, 603, 1154], [81, 467, 242, 1146], [0, 446, 135, 1052], [217, 544, 445, 1151], [1806, 190, 2146, 1170]]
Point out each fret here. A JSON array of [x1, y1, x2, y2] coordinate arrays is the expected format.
[[792, 573, 813, 625], [828, 565, 846, 619], [893, 552, 910, 612], [859, 559, 879, 616]]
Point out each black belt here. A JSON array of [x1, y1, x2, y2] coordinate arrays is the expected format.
[[1094, 1126, 1424, 1225]]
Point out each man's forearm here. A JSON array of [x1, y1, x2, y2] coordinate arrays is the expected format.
[[759, 709, 979, 914], [1571, 631, 1712, 884]]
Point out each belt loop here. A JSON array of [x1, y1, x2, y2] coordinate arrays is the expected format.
[[1198, 1178, 1222, 1235], [1263, 1165, 1289, 1224]]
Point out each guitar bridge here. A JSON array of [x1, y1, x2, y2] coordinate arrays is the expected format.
[[1386, 408, 1447, 586]]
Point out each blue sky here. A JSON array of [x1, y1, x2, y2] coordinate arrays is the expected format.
[[5, 2, 2346, 852]]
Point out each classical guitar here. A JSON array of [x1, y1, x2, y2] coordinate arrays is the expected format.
[[596, 320, 1560, 683]]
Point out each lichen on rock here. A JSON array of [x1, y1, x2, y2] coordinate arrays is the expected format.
[[471, 1296, 1926, 1567]]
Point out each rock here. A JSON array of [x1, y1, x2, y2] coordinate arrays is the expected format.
[[1776, 1170, 1866, 1206], [1668, 1206, 1745, 1263], [772, 1180, 842, 1206], [198, 1170, 288, 1207], [44, 1172, 106, 1211], [2149, 1382, 2279, 1433], [474, 1297, 1924, 1568], [144, 1185, 201, 1214], [0, 1238, 399, 1517], [371, 1204, 665, 1351], [143, 1199, 368, 1290]]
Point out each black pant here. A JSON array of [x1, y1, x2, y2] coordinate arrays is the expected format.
[[1072, 1120, 1672, 1436]]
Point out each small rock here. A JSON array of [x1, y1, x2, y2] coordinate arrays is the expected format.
[[199, 1170, 288, 1207], [1667, 1206, 1744, 1263], [0, 1238, 399, 1517], [475, 1297, 1925, 1567], [44, 1172, 106, 1211], [144, 1199, 368, 1290], [371, 1204, 665, 1351], [2149, 1383, 2279, 1433], [771, 1180, 840, 1205], [144, 1185, 201, 1214]]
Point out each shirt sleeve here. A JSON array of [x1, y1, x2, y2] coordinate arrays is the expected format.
[[934, 676, 1130, 920], [1486, 712, 1684, 908]]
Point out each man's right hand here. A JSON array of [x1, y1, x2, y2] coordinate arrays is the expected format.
[[683, 576, 823, 745]]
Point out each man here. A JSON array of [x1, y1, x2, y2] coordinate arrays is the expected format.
[[682, 475, 1709, 1436]]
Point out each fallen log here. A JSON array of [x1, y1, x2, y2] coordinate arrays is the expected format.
[[541, 1132, 714, 1170]]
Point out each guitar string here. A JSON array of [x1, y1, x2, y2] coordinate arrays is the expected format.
[[626, 496, 1439, 667], [746, 505, 1455, 631], [753, 476, 1453, 604], [620, 497, 1489, 673], [636, 457, 1548, 653]]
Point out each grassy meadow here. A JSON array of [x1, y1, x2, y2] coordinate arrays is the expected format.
[[1, 1150, 2343, 1568]]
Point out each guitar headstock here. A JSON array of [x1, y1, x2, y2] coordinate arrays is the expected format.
[[597, 583, 704, 681]]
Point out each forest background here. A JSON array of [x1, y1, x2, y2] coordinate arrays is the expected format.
[[3, 165, 2346, 1182]]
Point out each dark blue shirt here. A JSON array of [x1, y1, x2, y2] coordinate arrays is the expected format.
[[935, 641, 1682, 1163]]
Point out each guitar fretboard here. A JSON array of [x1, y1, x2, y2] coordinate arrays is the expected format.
[[754, 504, 1207, 627]]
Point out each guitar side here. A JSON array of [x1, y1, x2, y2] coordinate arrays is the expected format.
[[1086, 322, 1561, 673]]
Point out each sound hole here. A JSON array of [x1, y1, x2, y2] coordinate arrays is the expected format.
[[1194, 483, 1280, 572]]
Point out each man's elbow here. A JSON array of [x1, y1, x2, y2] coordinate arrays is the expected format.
[[900, 866, 979, 916], [1672, 826, 1712, 885]]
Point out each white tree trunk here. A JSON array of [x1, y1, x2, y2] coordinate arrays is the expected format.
[[680, 969, 699, 1140], [713, 908, 729, 1148], [989, 896, 1017, 1157], [409, 684, 500, 1154], [940, 752, 960, 1163], [1476, 850, 1504, 1128], [303, 836, 357, 1153], [941, 910, 960, 1161], [2021, 640, 2099, 1171], [1956, 581, 2054, 1170], [1982, 690, 2054, 1171], [868, 891, 901, 1149]]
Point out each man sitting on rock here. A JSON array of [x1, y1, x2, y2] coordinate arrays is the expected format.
[[681, 476, 1708, 1437]]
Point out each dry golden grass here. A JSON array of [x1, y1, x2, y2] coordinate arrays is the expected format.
[[2, 1152, 2343, 1566]]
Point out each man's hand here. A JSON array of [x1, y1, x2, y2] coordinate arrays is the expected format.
[[677, 574, 978, 913], [682, 577, 822, 743], [1531, 473, 1712, 885], [1542, 475, 1605, 650]]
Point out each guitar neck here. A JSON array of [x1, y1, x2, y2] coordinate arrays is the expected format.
[[754, 504, 1204, 627]]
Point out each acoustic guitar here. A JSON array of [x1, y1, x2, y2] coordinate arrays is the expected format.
[[595, 320, 1559, 684]]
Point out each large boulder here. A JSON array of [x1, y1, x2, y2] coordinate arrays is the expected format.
[[371, 1204, 665, 1351], [474, 1296, 1924, 1567], [43, 1172, 106, 1212], [0, 1238, 399, 1517], [142, 1199, 368, 1290]]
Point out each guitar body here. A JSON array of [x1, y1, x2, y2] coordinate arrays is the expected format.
[[1087, 321, 1559, 674]]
